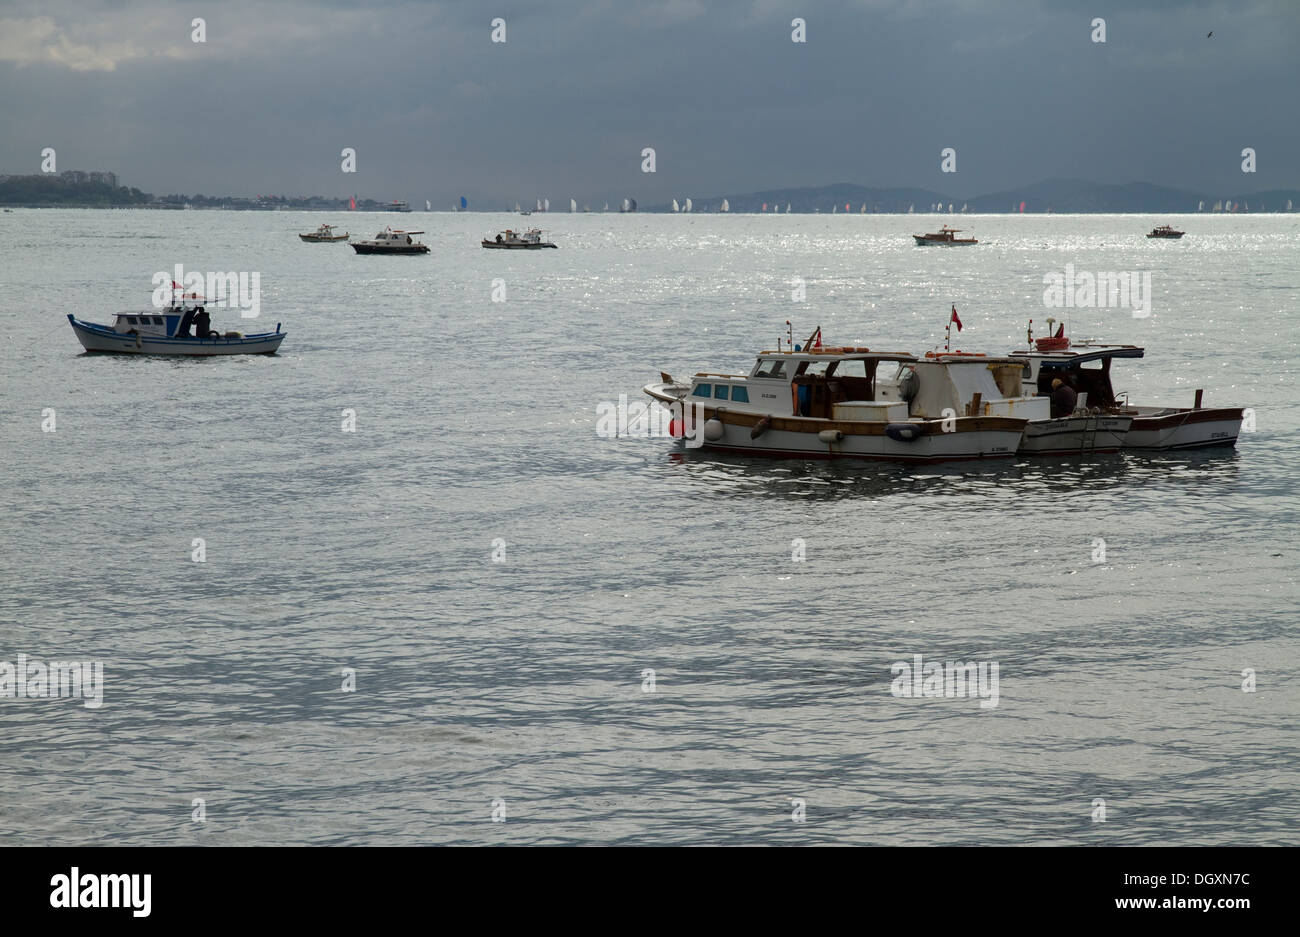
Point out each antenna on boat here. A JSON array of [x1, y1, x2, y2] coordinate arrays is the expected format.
[[785, 320, 793, 352], [1027, 318, 1033, 346]]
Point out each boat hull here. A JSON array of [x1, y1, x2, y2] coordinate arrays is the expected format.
[[1123, 407, 1242, 450], [913, 236, 977, 246], [68, 316, 285, 356], [351, 243, 428, 254], [646, 392, 1022, 462], [481, 241, 557, 249], [1019, 415, 1133, 455]]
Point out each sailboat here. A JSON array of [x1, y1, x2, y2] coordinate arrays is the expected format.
[[1198, 200, 1205, 211], [832, 204, 837, 213], [861, 203, 866, 213], [721, 198, 730, 212], [672, 198, 680, 212], [426, 200, 432, 211], [948, 203, 954, 213], [536, 198, 543, 211], [961, 203, 968, 213], [785, 203, 791, 213], [908, 204, 914, 213], [570, 198, 577, 212], [684, 197, 692, 212], [543, 198, 550, 212], [1289, 199, 1294, 212], [515, 202, 521, 212]]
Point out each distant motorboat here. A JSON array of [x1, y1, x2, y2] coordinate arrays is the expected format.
[[1146, 224, 1184, 239], [912, 225, 977, 246], [299, 223, 349, 242], [385, 201, 412, 212], [482, 227, 557, 249], [351, 227, 429, 254]]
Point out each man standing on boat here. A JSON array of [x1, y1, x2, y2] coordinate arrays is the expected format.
[[177, 307, 195, 338], [192, 306, 211, 340], [1050, 377, 1078, 417]]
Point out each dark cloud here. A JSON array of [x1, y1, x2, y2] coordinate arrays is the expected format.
[[1, 0, 1296, 206]]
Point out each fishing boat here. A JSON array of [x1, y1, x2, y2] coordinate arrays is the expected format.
[[1010, 325, 1243, 451], [482, 228, 557, 249], [351, 227, 429, 254], [913, 225, 978, 246], [67, 289, 285, 356], [642, 329, 1028, 462], [299, 223, 349, 242], [1146, 224, 1185, 238]]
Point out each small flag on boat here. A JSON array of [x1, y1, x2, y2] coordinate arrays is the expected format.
[[950, 305, 963, 332], [813, 328, 822, 348]]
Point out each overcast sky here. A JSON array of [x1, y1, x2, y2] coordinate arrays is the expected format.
[[2, 0, 1297, 206]]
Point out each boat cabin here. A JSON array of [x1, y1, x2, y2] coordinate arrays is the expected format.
[[112, 312, 179, 337], [1010, 343, 1144, 409], [689, 349, 918, 420], [901, 353, 1048, 420]]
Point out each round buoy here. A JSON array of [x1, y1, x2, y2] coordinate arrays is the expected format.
[[668, 418, 683, 438], [885, 422, 923, 442], [703, 419, 725, 441], [817, 429, 844, 444]]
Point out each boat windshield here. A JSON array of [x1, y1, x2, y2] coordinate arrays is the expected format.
[[753, 358, 787, 379]]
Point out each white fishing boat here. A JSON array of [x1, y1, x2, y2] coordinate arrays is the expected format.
[[482, 227, 557, 249], [1011, 325, 1243, 451], [67, 288, 285, 356], [643, 329, 1028, 462]]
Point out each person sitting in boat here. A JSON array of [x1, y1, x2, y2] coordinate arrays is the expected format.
[[192, 307, 211, 339], [1050, 377, 1078, 418], [495, 233, 504, 243]]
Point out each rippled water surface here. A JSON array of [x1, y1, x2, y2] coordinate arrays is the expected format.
[[1, 210, 1297, 845]]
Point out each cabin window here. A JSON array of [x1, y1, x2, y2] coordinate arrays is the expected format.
[[692, 384, 712, 398], [753, 359, 786, 379], [731, 386, 749, 403], [153, 316, 164, 325], [126, 316, 137, 324], [714, 385, 730, 400], [832, 359, 869, 379], [795, 360, 832, 378]]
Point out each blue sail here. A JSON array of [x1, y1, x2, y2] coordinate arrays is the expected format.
[[460, 196, 468, 209]]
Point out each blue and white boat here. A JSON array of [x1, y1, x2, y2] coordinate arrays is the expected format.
[[67, 302, 285, 356]]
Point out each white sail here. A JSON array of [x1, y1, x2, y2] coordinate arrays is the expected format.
[[426, 200, 432, 211], [860, 203, 866, 213], [672, 198, 679, 212], [1198, 200, 1204, 211], [961, 203, 968, 212], [786, 203, 791, 213], [685, 198, 693, 212], [543, 198, 550, 211], [948, 203, 954, 213], [908, 204, 914, 213], [570, 198, 577, 212], [622, 198, 630, 211], [721, 198, 730, 212], [536, 198, 543, 211], [1289, 199, 1294, 211]]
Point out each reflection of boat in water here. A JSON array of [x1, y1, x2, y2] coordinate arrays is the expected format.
[[351, 227, 429, 254], [299, 223, 348, 242], [1011, 324, 1243, 451], [643, 330, 1027, 462], [1146, 224, 1184, 238], [913, 225, 977, 245], [67, 288, 285, 356], [482, 228, 557, 249]]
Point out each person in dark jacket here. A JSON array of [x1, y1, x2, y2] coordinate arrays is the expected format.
[[1050, 377, 1078, 417], [192, 307, 211, 339], [177, 308, 195, 337]]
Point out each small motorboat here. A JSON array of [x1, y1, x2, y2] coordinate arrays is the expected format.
[[299, 223, 349, 242], [913, 225, 978, 246], [482, 228, 557, 249], [351, 227, 429, 254], [67, 301, 285, 356], [1147, 224, 1185, 238]]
